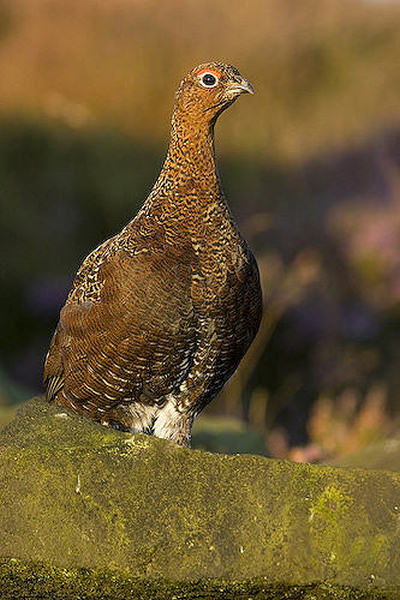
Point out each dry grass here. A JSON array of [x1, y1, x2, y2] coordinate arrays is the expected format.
[[0, 0, 400, 161]]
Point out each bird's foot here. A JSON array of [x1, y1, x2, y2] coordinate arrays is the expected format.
[[161, 431, 191, 447]]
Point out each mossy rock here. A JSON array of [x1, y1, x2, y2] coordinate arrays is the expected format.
[[191, 414, 269, 456], [0, 405, 17, 431], [0, 398, 399, 599], [0, 402, 268, 457], [333, 440, 400, 473]]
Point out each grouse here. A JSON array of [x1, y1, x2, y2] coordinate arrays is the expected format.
[[44, 62, 263, 446]]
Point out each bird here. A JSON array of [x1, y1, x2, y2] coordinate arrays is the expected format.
[[43, 62, 263, 447]]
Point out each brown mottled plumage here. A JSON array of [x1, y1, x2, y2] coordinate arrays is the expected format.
[[43, 62, 263, 446]]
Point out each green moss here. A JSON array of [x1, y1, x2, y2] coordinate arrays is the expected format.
[[0, 401, 269, 456], [309, 485, 353, 566], [0, 398, 400, 598], [0, 558, 397, 600]]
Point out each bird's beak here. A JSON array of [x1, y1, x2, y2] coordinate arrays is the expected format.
[[228, 78, 255, 96]]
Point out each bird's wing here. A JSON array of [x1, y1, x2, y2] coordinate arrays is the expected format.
[[43, 327, 65, 402], [44, 242, 197, 413]]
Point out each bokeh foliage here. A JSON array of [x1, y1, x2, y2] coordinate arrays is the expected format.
[[1, 0, 400, 459]]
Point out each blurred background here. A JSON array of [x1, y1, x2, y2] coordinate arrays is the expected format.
[[1, 0, 400, 463]]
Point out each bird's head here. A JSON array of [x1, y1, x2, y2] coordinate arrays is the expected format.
[[173, 62, 254, 131]]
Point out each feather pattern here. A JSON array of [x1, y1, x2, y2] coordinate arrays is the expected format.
[[43, 62, 263, 446]]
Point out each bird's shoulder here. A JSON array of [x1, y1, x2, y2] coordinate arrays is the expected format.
[[58, 228, 196, 338], [66, 218, 195, 304]]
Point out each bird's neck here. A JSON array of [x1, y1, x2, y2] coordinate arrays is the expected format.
[[135, 112, 238, 245], [164, 114, 219, 185]]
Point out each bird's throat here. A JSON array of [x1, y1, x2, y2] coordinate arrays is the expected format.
[[139, 116, 232, 237], [167, 121, 217, 184]]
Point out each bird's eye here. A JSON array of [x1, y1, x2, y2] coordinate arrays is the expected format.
[[200, 72, 218, 88]]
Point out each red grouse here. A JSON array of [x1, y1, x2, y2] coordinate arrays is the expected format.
[[44, 62, 263, 446]]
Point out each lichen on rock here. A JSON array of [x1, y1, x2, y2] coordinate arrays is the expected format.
[[0, 397, 399, 599]]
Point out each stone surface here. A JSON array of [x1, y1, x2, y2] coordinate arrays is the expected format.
[[0, 405, 16, 431], [0, 397, 399, 599], [333, 439, 400, 473], [192, 414, 269, 456], [0, 402, 269, 456]]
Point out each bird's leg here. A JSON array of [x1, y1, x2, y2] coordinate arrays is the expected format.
[[152, 326, 217, 447], [152, 398, 195, 447], [102, 401, 156, 434]]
